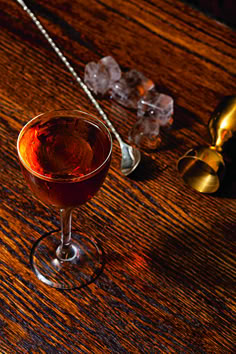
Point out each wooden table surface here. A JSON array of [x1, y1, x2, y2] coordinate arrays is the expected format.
[[0, 0, 235, 352]]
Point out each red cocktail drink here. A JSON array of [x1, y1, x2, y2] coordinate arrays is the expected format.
[[17, 110, 112, 289]]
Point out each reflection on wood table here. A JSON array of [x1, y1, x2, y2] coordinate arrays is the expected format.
[[0, 0, 235, 353]]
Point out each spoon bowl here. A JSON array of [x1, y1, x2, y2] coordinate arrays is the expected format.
[[119, 141, 141, 176]]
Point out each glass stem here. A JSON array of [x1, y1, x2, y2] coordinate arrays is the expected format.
[[57, 208, 75, 260]]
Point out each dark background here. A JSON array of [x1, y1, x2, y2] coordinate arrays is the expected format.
[[184, 0, 235, 27]]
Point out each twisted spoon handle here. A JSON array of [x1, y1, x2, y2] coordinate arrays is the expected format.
[[16, 0, 122, 143]]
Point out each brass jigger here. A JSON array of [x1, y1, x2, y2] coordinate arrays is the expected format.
[[177, 95, 236, 193]]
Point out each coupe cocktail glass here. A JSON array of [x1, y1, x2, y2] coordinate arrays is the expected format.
[[17, 110, 112, 289]]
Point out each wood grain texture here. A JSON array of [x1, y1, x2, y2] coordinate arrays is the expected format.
[[0, 0, 235, 353]]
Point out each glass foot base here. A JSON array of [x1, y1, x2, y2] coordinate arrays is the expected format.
[[30, 230, 104, 289]]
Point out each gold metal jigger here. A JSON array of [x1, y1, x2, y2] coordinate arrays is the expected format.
[[177, 95, 236, 193]]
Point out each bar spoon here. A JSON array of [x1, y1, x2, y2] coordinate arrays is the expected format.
[[16, 0, 141, 176]]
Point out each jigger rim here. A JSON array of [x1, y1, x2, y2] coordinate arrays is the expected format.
[[177, 148, 225, 193]]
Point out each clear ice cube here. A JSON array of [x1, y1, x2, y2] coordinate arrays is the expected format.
[[110, 69, 154, 109], [100, 56, 121, 84], [128, 115, 161, 150], [129, 91, 174, 149], [138, 90, 174, 127], [84, 56, 121, 95]]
